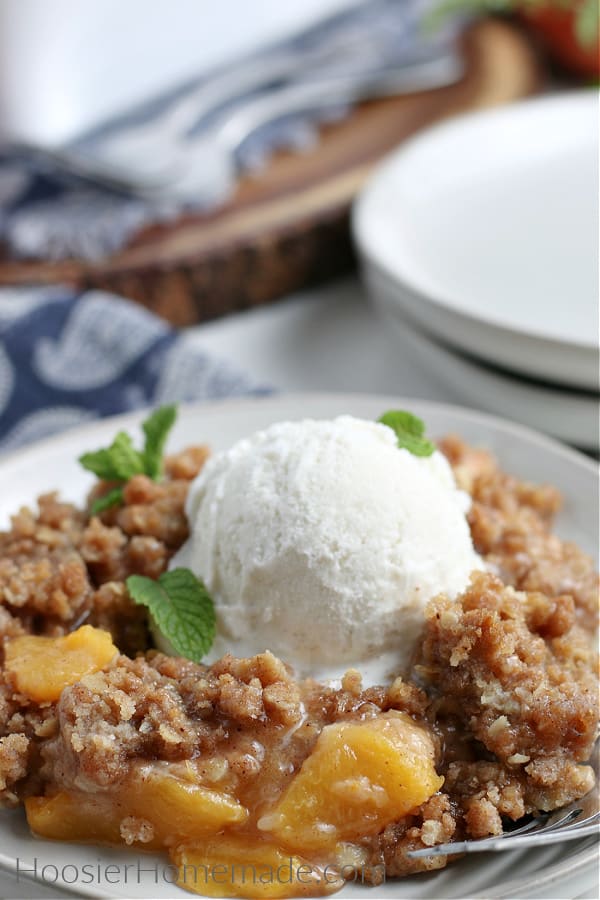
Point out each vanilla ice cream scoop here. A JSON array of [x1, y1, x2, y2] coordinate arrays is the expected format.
[[170, 416, 483, 682]]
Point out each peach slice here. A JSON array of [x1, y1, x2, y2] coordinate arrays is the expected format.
[[26, 767, 248, 850], [172, 836, 343, 898], [5, 625, 118, 702], [260, 711, 443, 851], [26, 792, 127, 847]]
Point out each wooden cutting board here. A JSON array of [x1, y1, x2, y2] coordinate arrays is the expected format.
[[0, 20, 544, 326]]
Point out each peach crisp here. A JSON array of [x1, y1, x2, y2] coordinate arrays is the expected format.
[[0, 431, 597, 899]]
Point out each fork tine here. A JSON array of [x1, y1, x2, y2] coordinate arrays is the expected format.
[[570, 810, 600, 830], [504, 815, 550, 837], [407, 812, 553, 859], [407, 815, 600, 858], [544, 807, 584, 831], [409, 741, 600, 859]]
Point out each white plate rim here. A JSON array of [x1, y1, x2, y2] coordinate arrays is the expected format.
[[0, 392, 597, 900], [0, 840, 598, 900], [0, 391, 597, 477]]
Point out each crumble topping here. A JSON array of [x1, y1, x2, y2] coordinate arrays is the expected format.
[[440, 435, 599, 631]]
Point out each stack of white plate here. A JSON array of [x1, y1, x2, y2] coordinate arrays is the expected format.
[[353, 91, 599, 450]]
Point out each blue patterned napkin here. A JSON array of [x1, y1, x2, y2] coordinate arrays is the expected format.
[[0, 286, 268, 452], [0, 0, 455, 261]]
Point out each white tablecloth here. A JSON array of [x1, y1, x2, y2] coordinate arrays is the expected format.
[[186, 277, 449, 400]]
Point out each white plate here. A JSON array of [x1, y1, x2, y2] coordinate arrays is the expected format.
[[353, 91, 600, 391], [365, 263, 599, 450], [0, 394, 598, 900]]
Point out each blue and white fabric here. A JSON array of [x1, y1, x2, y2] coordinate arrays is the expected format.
[[0, 286, 267, 452]]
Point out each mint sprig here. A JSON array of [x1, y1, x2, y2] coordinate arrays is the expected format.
[[126, 569, 216, 661], [378, 410, 436, 457], [79, 405, 178, 514], [80, 432, 145, 482], [90, 487, 125, 514], [142, 404, 178, 480]]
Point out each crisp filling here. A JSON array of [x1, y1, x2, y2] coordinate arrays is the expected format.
[[0, 438, 598, 897]]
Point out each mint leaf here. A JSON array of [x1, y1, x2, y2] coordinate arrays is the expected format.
[[142, 404, 177, 480], [378, 410, 436, 457], [79, 406, 179, 513], [380, 410, 426, 437], [91, 487, 124, 515], [79, 432, 144, 481], [79, 447, 123, 481], [126, 568, 216, 662], [108, 432, 146, 480]]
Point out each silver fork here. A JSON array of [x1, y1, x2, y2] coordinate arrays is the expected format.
[[409, 753, 600, 858], [13, 50, 462, 208], [143, 50, 463, 207], [62, 33, 389, 182]]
